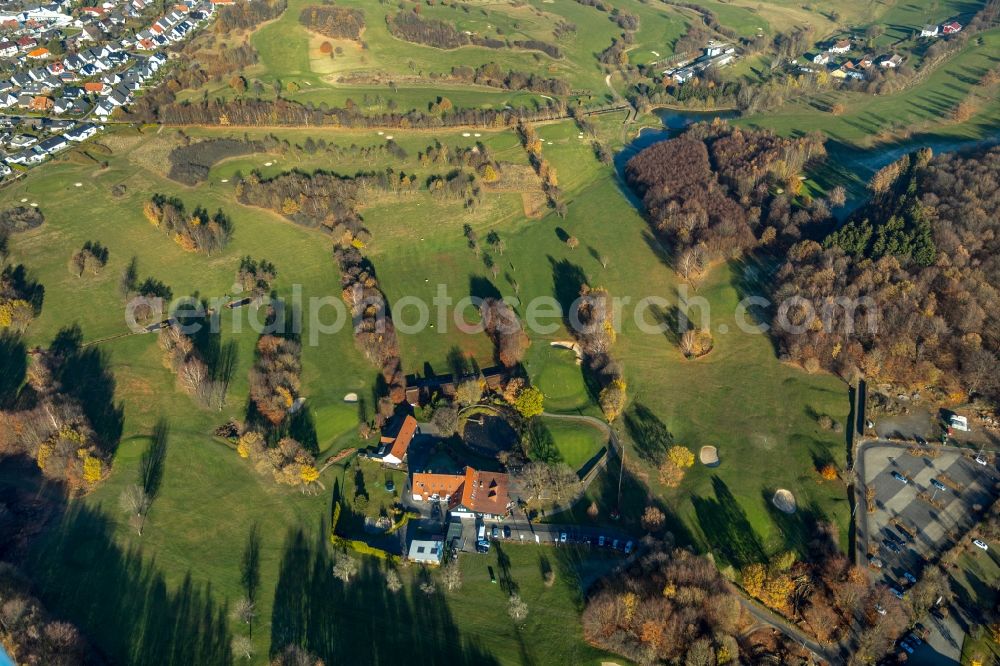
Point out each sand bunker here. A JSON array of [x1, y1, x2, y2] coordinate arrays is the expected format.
[[343, 392, 359, 403], [699, 446, 719, 466], [772, 489, 797, 514]]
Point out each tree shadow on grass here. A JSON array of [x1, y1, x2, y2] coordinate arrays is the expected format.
[[469, 274, 501, 302], [50, 325, 124, 455], [691, 476, 766, 569], [270, 526, 499, 665], [1, 458, 232, 665], [761, 492, 829, 559], [0, 331, 26, 409], [548, 256, 587, 324], [623, 403, 672, 465], [140, 419, 168, 504]]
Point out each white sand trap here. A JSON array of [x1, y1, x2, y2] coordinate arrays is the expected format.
[[29, 203, 37, 207], [264, 161, 273, 166], [772, 489, 797, 514], [474, 133, 481, 137], [462, 132, 471, 137], [385, 135, 394, 140], [547, 141, 553, 145], [343, 392, 359, 403], [221, 178, 229, 183], [20, 198, 27, 202], [74, 182, 82, 187], [699, 446, 719, 466]]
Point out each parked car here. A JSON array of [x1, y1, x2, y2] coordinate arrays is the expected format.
[[930, 478, 947, 492], [874, 604, 887, 616], [975, 453, 988, 466], [973, 539, 989, 551], [896, 526, 913, 542], [476, 540, 490, 554], [624, 540, 634, 554], [899, 640, 914, 654], [903, 572, 917, 584], [503, 525, 511, 539], [612, 539, 620, 550], [908, 633, 923, 646], [598, 535, 606, 547], [891, 471, 908, 484], [491, 526, 499, 539], [868, 556, 884, 569], [890, 587, 904, 599], [949, 415, 969, 432], [884, 540, 901, 553], [559, 532, 567, 543]]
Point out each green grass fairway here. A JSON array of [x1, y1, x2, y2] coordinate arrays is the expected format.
[[539, 417, 608, 471]]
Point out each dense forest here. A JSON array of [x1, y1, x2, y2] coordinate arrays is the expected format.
[[0, 563, 95, 665], [215, 0, 287, 32], [298, 5, 365, 40], [386, 10, 562, 58], [774, 147, 1000, 403], [167, 138, 264, 185], [625, 122, 828, 262]]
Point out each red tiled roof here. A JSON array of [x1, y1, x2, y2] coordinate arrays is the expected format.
[[458, 468, 509, 516], [412, 472, 464, 500]]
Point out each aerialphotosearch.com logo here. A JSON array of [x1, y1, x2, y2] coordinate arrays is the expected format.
[[124, 283, 879, 345]]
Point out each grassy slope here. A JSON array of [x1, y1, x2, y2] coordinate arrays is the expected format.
[[740, 29, 1000, 147]]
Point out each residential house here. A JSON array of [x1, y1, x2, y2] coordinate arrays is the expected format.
[[63, 54, 85, 70], [942, 21, 962, 34], [65, 122, 99, 141], [0, 41, 17, 57], [46, 61, 65, 75], [8, 134, 38, 149], [107, 86, 129, 105], [93, 100, 115, 117], [0, 163, 11, 178], [78, 24, 103, 41], [411, 472, 465, 502], [407, 536, 444, 565], [450, 468, 510, 519], [37, 134, 69, 153], [84, 81, 107, 94], [17, 37, 38, 51], [829, 39, 851, 53], [0, 92, 17, 108], [920, 24, 939, 37], [812, 52, 830, 65], [62, 85, 84, 98], [27, 47, 50, 60], [375, 414, 418, 466], [29, 95, 53, 111], [28, 67, 49, 82], [857, 54, 874, 69], [16, 93, 35, 109], [10, 73, 31, 87], [880, 53, 904, 68]]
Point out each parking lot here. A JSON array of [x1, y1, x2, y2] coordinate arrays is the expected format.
[[858, 442, 998, 662], [861, 444, 997, 589], [448, 516, 634, 554]]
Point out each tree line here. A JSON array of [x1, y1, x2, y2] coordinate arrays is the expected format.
[[448, 62, 571, 96]]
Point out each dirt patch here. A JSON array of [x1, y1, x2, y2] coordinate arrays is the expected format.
[[522, 191, 547, 218]]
